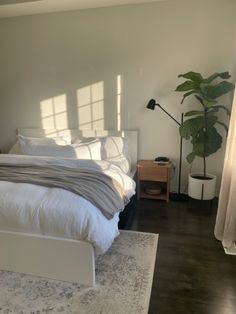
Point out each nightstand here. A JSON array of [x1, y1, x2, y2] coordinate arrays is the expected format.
[[137, 160, 171, 202]]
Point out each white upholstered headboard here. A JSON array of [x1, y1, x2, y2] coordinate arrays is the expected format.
[[17, 128, 138, 173]]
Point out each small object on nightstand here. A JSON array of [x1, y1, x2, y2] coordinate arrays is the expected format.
[[154, 156, 169, 162], [154, 156, 170, 165]]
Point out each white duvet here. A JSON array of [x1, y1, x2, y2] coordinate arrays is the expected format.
[[0, 154, 136, 254]]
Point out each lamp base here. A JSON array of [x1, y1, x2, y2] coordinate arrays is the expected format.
[[170, 192, 189, 202]]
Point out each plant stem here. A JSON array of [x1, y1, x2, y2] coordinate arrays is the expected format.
[[203, 156, 206, 178]]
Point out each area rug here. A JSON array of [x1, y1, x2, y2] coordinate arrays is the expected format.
[[0, 230, 158, 314]]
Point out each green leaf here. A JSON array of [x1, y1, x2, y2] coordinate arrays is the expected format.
[[195, 95, 204, 106], [175, 80, 199, 92], [200, 82, 209, 93], [184, 110, 204, 117], [180, 90, 197, 104], [186, 152, 196, 164], [213, 105, 231, 116], [179, 116, 204, 139], [206, 114, 218, 126], [216, 121, 228, 135], [178, 71, 203, 83], [181, 122, 221, 157], [193, 94, 216, 108], [205, 72, 231, 83], [204, 99, 218, 108], [191, 127, 222, 157], [206, 108, 219, 115], [202, 81, 234, 99]]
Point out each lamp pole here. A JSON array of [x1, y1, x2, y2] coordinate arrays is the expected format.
[[147, 99, 188, 201], [178, 113, 184, 196]]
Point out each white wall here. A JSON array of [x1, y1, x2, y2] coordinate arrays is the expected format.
[[234, 9, 236, 78], [0, 0, 235, 193]]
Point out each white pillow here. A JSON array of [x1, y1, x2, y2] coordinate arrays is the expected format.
[[19, 139, 102, 160], [18, 135, 71, 145], [73, 136, 131, 173], [100, 136, 129, 159], [9, 135, 71, 155], [8, 142, 21, 154], [106, 155, 131, 174]]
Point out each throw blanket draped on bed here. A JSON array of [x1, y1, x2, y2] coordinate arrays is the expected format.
[[0, 164, 126, 219]]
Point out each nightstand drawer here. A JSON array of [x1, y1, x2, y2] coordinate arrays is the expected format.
[[138, 165, 168, 182]]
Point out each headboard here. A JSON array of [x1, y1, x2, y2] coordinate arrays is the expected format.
[[17, 128, 138, 173]]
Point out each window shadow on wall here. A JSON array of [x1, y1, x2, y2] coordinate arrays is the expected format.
[[38, 74, 124, 135], [77, 81, 104, 129], [40, 93, 68, 137]]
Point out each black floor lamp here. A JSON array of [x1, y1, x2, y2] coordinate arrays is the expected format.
[[146, 99, 188, 202]]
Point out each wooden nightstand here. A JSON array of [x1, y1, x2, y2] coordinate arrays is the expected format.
[[137, 160, 171, 202]]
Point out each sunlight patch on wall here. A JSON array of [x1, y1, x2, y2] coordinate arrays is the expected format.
[[77, 81, 104, 129], [117, 74, 122, 131], [40, 94, 68, 137]]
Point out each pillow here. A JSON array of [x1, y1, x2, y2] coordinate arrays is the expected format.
[[100, 136, 129, 159], [106, 155, 131, 174], [73, 136, 131, 173], [8, 142, 21, 154], [18, 135, 71, 146], [19, 139, 102, 160], [8, 135, 72, 155]]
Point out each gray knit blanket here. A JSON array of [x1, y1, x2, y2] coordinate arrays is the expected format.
[[0, 164, 127, 219]]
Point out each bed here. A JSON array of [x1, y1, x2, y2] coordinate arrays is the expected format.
[[0, 128, 138, 285]]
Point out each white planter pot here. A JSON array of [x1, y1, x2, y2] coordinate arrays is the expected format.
[[188, 172, 216, 200]]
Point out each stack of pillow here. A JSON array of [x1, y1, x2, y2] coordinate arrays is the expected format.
[[8, 134, 131, 174]]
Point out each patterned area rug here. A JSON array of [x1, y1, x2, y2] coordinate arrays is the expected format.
[[0, 230, 158, 314]]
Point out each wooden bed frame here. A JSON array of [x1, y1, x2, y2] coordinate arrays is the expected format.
[[0, 128, 138, 286]]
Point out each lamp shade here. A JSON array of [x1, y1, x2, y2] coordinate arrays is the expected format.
[[146, 99, 157, 110]]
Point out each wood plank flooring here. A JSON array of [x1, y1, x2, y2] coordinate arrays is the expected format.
[[124, 197, 236, 314]]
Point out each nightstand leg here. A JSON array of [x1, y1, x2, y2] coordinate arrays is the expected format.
[[137, 181, 140, 200]]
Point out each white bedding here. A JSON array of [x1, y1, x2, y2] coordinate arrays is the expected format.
[[0, 154, 135, 254]]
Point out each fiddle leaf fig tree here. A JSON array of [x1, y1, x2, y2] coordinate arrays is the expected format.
[[175, 71, 234, 177]]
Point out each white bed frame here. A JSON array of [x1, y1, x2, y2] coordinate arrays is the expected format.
[[0, 128, 138, 286]]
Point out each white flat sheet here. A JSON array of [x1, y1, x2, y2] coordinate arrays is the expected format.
[[0, 155, 136, 254]]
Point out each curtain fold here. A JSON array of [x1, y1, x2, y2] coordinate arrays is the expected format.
[[214, 90, 236, 251]]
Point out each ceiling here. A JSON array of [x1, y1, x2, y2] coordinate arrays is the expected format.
[[0, 0, 165, 19]]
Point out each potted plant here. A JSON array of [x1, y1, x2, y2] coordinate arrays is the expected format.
[[175, 71, 234, 200]]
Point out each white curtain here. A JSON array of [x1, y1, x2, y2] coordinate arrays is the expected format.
[[214, 90, 236, 252]]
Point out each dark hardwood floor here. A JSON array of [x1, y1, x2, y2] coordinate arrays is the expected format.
[[123, 197, 236, 314]]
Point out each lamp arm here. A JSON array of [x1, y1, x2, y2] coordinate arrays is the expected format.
[[157, 104, 181, 126]]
